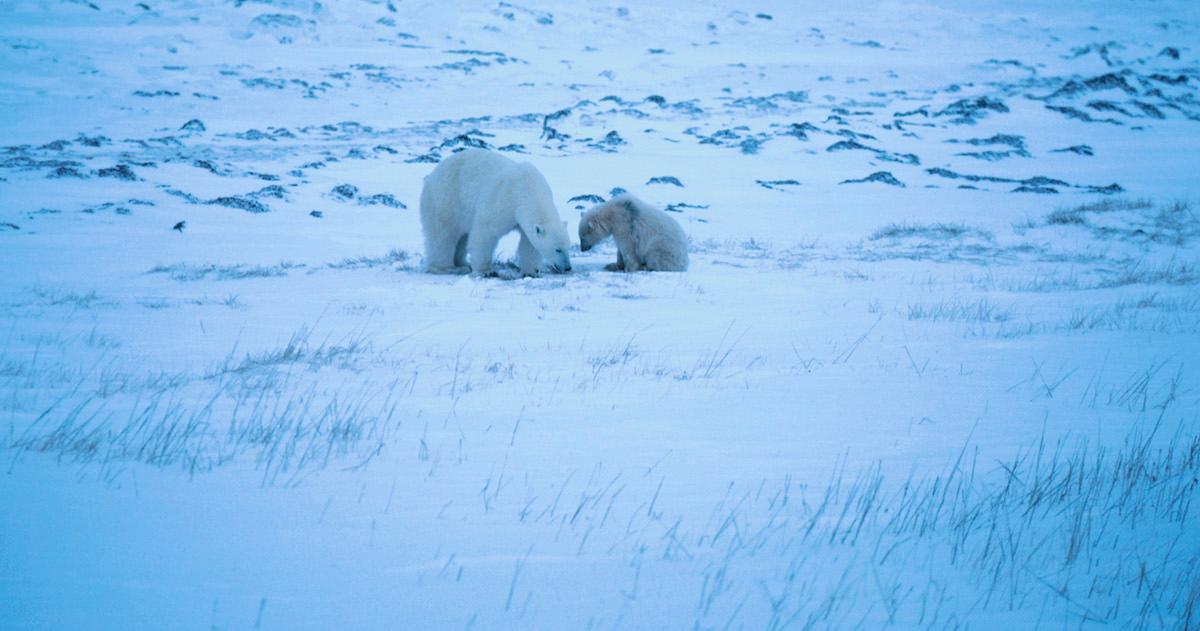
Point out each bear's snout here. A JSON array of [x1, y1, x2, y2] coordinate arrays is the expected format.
[[551, 250, 572, 273]]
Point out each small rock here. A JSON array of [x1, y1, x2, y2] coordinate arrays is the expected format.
[[253, 185, 287, 199], [193, 159, 220, 174], [1051, 144, 1094, 156], [47, 166, 85, 179], [665, 202, 709, 212], [405, 152, 441, 164], [597, 130, 624, 146], [755, 179, 801, 190], [840, 171, 905, 187], [1012, 185, 1058, 194], [360, 193, 406, 208], [646, 175, 683, 187], [331, 184, 359, 200], [76, 134, 109, 147], [1086, 183, 1123, 195], [207, 196, 269, 213], [97, 164, 137, 180], [935, 96, 1009, 123]]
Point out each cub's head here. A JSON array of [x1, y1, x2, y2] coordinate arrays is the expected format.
[[578, 209, 612, 252], [528, 218, 572, 272]]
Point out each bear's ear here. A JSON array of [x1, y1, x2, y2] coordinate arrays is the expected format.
[[534, 224, 544, 235]]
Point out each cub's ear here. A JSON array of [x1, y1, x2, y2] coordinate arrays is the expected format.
[[534, 224, 545, 235]]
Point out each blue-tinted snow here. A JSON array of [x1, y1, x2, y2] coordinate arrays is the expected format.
[[1, 1, 1199, 628]]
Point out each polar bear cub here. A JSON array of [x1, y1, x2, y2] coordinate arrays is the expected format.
[[579, 194, 689, 272], [420, 148, 572, 276]]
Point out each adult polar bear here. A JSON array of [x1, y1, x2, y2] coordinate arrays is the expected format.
[[420, 149, 572, 276]]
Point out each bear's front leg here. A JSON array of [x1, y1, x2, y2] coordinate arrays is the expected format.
[[618, 248, 642, 272], [517, 230, 542, 277], [467, 231, 502, 276], [603, 251, 625, 272]]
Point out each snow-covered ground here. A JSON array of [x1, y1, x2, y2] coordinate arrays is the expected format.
[[2, 1, 1199, 628]]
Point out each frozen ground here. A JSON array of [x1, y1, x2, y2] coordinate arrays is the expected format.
[[2, 0, 1199, 628]]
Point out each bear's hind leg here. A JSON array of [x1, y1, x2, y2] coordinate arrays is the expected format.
[[642, 241, 688, 272], [467, 231, 502, 276], [454, 234, 469, 268], [425, 230, 468, 274]]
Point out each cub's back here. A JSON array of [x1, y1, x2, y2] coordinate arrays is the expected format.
[[648, 203, 688, 245], [616, 194, 687, 245]]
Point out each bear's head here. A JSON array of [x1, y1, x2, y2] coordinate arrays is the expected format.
[[512, 163, 572, 272], [578, 211, 611, 252], [576, 219, 604, 253], [528, 218, 572, 272]]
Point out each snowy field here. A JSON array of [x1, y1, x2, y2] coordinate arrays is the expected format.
[[2, 1, 1200, 628]]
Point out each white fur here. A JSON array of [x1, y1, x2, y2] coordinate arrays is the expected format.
[[579, 194, 689, 272], [420, 149, 572, 276]]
